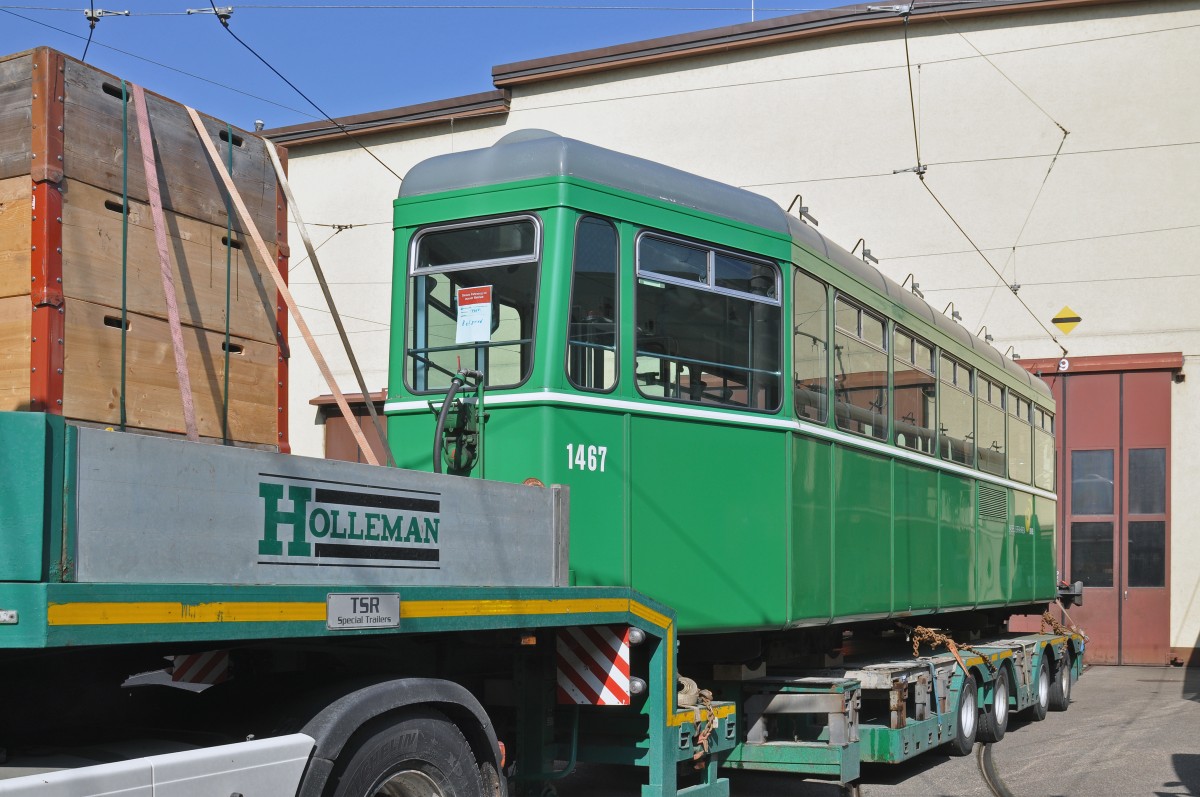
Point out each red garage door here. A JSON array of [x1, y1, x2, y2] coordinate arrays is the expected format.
[[1026, 355, 1179, 665]]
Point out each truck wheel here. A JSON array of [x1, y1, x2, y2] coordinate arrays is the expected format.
[[328, 708, 486, 797], [947, 675, 978, 757], [978, 668, 1010, 743], [1026, 655, 1049, 721], [1048, 653, 1072, 711]]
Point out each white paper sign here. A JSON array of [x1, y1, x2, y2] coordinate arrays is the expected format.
[[456, 285, 492, 344]]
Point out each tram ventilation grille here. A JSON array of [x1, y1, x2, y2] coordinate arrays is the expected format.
[[978, 484, 1008, 522]]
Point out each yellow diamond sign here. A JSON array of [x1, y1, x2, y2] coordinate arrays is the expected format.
[[1052, 306, 1081, 335]]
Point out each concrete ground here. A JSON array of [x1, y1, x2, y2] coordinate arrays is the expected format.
[[555, 665, 1200, 796]]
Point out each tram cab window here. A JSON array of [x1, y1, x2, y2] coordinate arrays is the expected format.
[[567, 217, 618, 392], [793, 270, 828, 423], [1034, 406, 1055, 490], [1008, 394, 1033, 484], [893, 328, 935, 454], [634, 233, 781, 411], [832, 297, 887, 440], [939, 356, 974, 466], [977, 377, 1006, 477], [406, 216, 539, 392]]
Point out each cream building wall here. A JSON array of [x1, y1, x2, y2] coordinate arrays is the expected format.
[[277, 0, 1200, 655]]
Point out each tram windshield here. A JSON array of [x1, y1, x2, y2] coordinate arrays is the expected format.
[[406, 217, 540, 391]]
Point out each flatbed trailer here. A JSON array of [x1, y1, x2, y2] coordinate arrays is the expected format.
[[721, 629, 1084, 786], [0, 413, 737, 796]]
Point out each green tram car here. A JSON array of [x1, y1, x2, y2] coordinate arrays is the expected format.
[[384, 130, 1058, 646]]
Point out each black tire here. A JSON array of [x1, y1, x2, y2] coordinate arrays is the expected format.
[[978, 668, 1010, 743], [1026, 655, 1050, 722], [1049, 652, 1072, 712], [947, 675, 978, 757], [327, 708, 486, 797]]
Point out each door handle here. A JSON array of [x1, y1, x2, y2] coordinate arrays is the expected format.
[[1124, 589, 1128, 601]]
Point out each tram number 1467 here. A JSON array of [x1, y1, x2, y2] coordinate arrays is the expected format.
[[566, 444, 608, 472]]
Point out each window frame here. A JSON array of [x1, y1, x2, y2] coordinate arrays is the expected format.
[[831, 294, 889, 441], [633, 229, 783, 413], [635, 230, 781, 305], [565, 215, 620, 394], [792, 267, 830, 425], [404, 214, 543, 394], [409, 214, 542, 275], [938, 354, 975, 467], [892, 326, 937, 455]]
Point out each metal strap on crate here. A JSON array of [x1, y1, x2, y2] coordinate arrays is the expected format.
[[119, 80, 130, 431], [184, 105, 380, 466], [130, 84, 199, 442]]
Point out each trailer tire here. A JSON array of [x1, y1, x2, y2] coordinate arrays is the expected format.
[[1026, 655, 1050, 722], [948, 675, 978, 757], [327, 708, 486, 797], [977, 668, 1010, 743], [1048, 653, 1072, 712]]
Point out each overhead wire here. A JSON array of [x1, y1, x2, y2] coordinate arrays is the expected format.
[[201, 0, 405, 182], [81, 1, 95, 61], [0, 7, 317, 117], [888, 3, 1068, 356], [885, 222, 1200, 262], [741, 139, 1200, 188], [287, 226, 343, 273]]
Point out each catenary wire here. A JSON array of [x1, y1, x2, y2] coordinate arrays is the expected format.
[[0, 8, 317, 118], [507, 20, 1199, 117], [741, 140, 1200, 188], [80, 1, 95, 61], [886, 3, 1068, 354], [976, 130, 1067, 320], [920, 179, 1067, 354], [202, 0, 406, 182], [884, 223, 1200, 261], [936, 11, 1068, 135]]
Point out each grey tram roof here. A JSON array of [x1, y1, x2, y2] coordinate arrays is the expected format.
[[401, 130, 1050, 401]]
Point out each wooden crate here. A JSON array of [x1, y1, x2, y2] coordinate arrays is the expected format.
[[0, 295, 278, 443], [0, 50, 279, 238], [0, 47, 289, 447]]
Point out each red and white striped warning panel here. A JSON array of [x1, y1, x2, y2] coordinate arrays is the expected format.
[[556, 625, 631, 706], [171, 650, 230, 685]]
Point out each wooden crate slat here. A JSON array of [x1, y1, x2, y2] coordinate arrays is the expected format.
[[61, 58, 278, 241], [62, 298, 278, 444], [0, 176, 30, 298], [60, 181, 279, 344], [0, 295, 31, 411], [0, 53, 32, 181]]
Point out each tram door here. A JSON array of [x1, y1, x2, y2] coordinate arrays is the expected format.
[[1059, 369, 1172, 665]]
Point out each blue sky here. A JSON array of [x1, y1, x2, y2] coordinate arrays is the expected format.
[[1, 2, 844, 131]]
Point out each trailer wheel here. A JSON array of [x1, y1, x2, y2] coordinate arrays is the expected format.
[[978, 668, 1010, 743], [1026, 655, 1050, 721], [1048, 652, 1072, 712], [947, 675, 978, 757], [328, 708, 485, 797]]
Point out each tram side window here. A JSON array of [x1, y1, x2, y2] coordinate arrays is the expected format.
[[977, 377, 1006, 477], [939, 356, 974, 465], [893, 328, 936, 454], [567, 217, 618, 392], [635, 234, 781, 411], [793, 270, 827, 423], [1034, 406, 1055, 490], [407, 217, 539, 392], [1008, 394, 1032, 484], [833, 298, 887, 440]]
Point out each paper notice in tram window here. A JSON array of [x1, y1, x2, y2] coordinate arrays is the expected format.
[[456, 285, 493, 344]]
